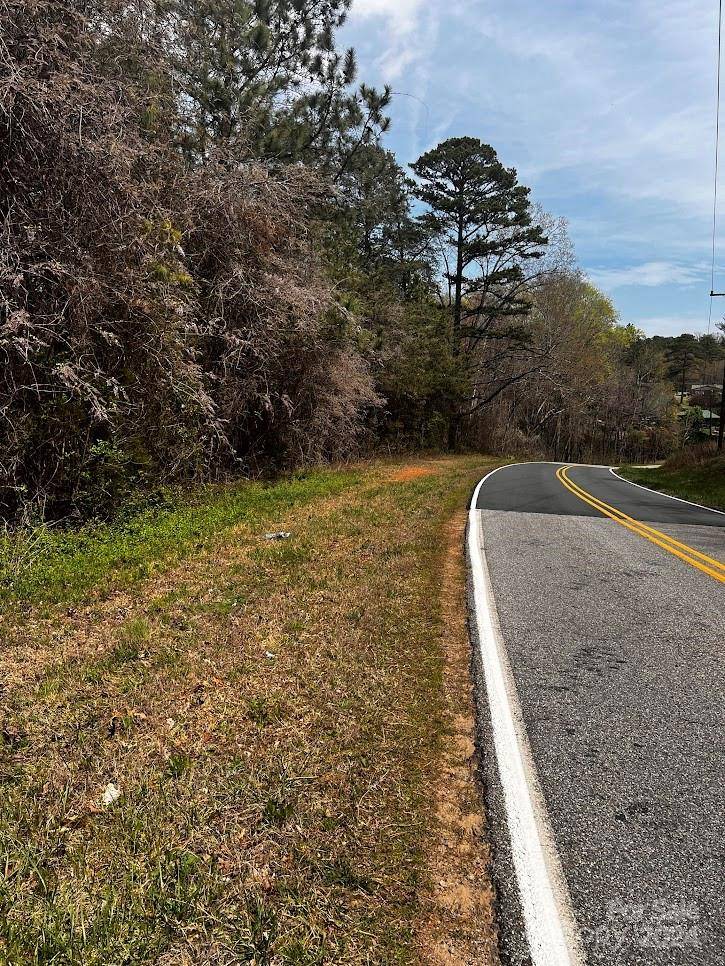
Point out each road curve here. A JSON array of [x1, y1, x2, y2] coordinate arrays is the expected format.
[[468, 462, 725, 965]]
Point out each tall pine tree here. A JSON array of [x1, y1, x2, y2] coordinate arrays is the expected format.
[[410, 137, 547, 350], [164, 0, 391, 172], [410, 137, 548, 445]]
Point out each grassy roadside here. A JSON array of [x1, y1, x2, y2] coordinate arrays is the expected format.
[[0, 456, 500, 965], [0, 470, 360, 607], [618, 454, 725, 511]]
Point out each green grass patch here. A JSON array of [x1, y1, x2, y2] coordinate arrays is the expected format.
[[619, 454, 725, 511], [0, 469, 360, 607]]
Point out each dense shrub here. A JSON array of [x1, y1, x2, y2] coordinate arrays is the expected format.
[[0, 0, 377, 520], [661, 442, 721, 471]]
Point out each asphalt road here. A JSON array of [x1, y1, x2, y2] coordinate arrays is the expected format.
[[469, 462, 725, 965]]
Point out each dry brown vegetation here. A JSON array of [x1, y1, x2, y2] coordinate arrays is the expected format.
[[417, 513, 498, 966], [0, 0, 380, 521], [0, 456, 499, 964]]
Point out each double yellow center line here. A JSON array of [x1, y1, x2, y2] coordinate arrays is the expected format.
[[556, 465, 725, 584]]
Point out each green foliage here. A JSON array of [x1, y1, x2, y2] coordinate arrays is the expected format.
[[410, 137, 547, 343], [407, 137, 550, 447], [320, 142, 461, 447], [74, 442, 145, 520], [647, 331, 725, 390], [166, 0, 390, 172], [371, 300, 463, 449], [507, 269, 680, 463]]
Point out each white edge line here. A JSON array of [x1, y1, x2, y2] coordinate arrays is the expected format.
[[469, 466, 584, 966], [609, 467, 725, 517]]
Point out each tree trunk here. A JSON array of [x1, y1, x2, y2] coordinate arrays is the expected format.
[[447, 412, 460, 451], [447, 184, 466, 451], [452, 184, 465, 355]]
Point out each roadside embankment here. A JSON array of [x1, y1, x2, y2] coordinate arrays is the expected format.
[[618, 452, 725, 511], [0, 456, 499, 964]]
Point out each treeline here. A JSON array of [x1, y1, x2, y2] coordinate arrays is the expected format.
[[1, 0, 718, 521], [649, 333, 725, 393]]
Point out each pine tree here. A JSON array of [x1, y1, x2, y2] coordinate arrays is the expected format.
[[333, 145, 435, 294], [164, 0, 391, 172], [410, 137, 548, 446], [410, 137, 547, 352]]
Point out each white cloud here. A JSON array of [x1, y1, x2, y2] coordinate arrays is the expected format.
[[633, 314, 712, 337], [351, 0, 425, 35], [350, 0, 438, 80], [466, 0, 719, 214], [588, 261, 705, 290]]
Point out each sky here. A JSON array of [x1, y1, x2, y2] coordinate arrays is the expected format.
[[340, 0, 725, 337]]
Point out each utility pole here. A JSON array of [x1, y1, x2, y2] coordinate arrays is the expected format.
[[679, 351, 689, 404], [718, 360, 725, 451]]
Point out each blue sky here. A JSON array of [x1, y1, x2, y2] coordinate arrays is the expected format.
[[341, 0, 725, 337]]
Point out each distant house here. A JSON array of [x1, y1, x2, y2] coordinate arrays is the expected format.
[[701, 410, 721, 435]]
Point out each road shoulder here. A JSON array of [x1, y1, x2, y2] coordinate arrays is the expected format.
[[417, 509, 500, 965]]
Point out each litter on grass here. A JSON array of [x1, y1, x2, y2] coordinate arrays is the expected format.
[[101, 782, 121, 806]]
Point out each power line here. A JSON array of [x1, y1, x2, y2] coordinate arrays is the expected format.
[[390, 90, 431, 144], [708, 0, 724, 333]]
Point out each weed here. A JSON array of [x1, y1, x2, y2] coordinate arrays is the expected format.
[[263, 794, 296, 825], [322, 857, 371, 892], [243, 895, 278, 962], [111, 617, 151, 664], [165, 753, 193, 780], [247, 696, 277, 726]]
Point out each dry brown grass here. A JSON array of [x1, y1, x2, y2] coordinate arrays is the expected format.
[[389, 467, 435, 483], [0, 457, 500, 964], [416, 513, 499, 965]]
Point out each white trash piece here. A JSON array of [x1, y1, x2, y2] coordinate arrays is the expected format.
[[101, 782, 121, 806]]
